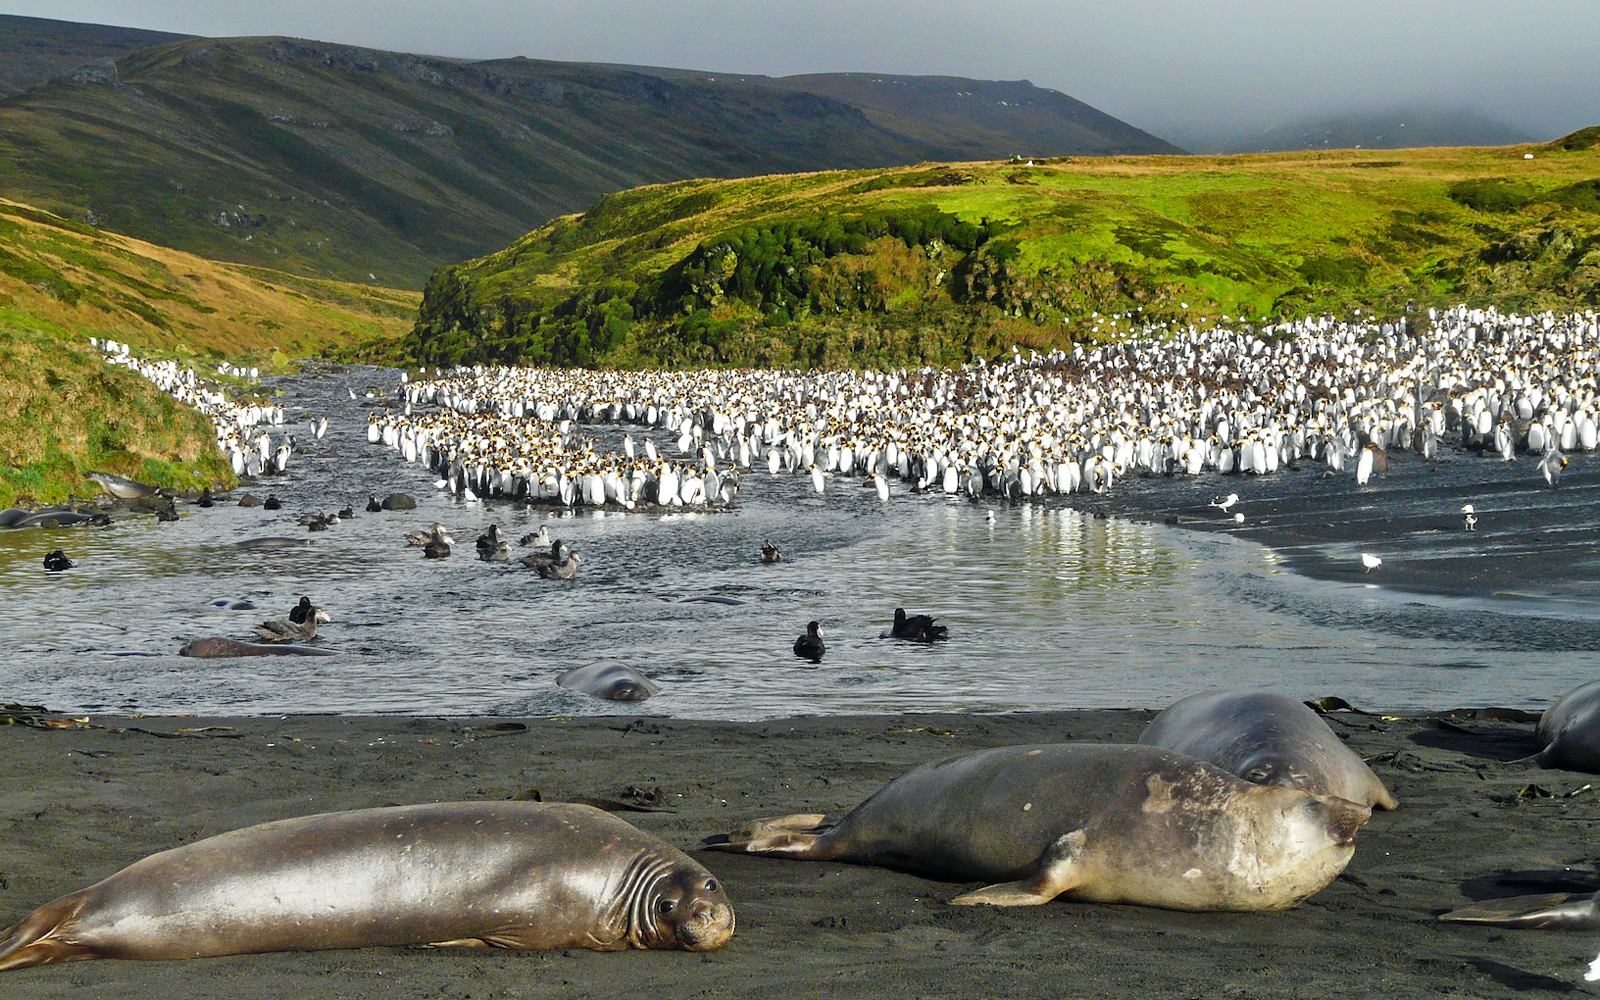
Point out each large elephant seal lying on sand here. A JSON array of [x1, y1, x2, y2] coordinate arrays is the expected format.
[[1437, 680, 1600, 929], [0, 801, 733, 970], [1519, 679, 1600, 773], [1137, 690, 1398, 810], [708, 743, 1369, 910]]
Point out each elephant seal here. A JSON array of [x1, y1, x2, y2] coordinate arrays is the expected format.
[[13, 510, 106, 528], [85, 471, 158, 500], [179, 637, 339, 657], [234, 536, 315, 548], [0, 801, 733, 970], [557, 661, 660, 702], [1137, 690, 1399, 810], [0, 508, 30, 528], [1520, 679, 1600, 772], [707, 743, 1369, 910]]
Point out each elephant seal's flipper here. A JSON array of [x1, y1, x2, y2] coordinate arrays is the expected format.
[[703, 814, 834, 855], [1438, 891, 1600, 928], [0, 892, 94, 970], [951, 830, 1089, 907]]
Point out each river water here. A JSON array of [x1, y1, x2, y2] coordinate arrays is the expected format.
[[0, 365, 1594, 719]]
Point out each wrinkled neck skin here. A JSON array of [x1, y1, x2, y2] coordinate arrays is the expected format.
[[600, 852, 731, 951]]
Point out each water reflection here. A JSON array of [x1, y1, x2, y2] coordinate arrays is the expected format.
[[0, 366, 1594, 719]]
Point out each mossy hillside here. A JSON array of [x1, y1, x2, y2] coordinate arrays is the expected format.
[[0, 318, 229, 508], [0, 198, 416, 367], [404, 135, 1600, 369], [0, 197, 417, 506]]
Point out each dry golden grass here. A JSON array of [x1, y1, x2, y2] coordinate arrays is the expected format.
[[0, 197, 418, 505]]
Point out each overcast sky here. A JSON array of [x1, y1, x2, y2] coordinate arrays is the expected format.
[[4, 1, 1596, 143]]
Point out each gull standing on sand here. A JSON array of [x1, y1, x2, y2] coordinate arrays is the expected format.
[[1460, 504, 1477, 531], [1209, 493, 1239, 513], [1361, 553, 1382, 573]]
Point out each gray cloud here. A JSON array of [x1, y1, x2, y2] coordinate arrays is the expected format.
[[5, 0, 1595, 143]]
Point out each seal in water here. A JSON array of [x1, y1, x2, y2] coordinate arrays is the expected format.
[[556, 661, 660, 702], [14, 510, 107, 529], [85, 471, 158, 500], [0, 801, 733, 969], [1137, 690, 1399, 810], [178, 637, 339, 657], [707, 743, 1369, 910], [1518, 679, 1600, 773]]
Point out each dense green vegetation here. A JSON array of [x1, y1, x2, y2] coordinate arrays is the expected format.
[[400, 133, 1600, 370], [0, 197, 416, 506]]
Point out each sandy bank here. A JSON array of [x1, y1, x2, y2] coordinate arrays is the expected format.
[[0, 707, 1595, 998]]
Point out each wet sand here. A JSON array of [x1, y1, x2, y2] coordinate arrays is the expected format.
[[1088, 448, 1599, 606], [2, 706, 1598, 997]]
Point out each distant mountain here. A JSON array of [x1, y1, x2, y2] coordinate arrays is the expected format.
[[1212, 107, 1540, 154], [0, 14, 190, 98], [0, 25, 1179, 288], [610, 66, 1181, 159]]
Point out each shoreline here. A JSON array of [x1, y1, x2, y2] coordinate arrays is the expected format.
[[2, 707, 1595, 997]]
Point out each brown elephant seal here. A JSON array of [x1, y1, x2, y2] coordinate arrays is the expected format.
[[0, 801, 733, 970], [1520, 679, 1600, 772], [557, 661, 659, 702], [1137, 690, 1399, 810], [707, 743, 1369, 910], [179, 637, 339, 657]]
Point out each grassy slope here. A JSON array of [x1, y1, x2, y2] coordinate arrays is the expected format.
[[0, 197, 417, 507], [403, 132, 1600, 370], [0, 14, 190, 98], [0, 32, 1178, 289]]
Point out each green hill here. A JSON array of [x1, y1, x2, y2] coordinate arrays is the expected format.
[[0, 14, 189, 98], [400, 134, 1600, 370], [0, 30, 1176, 290], [0, 196, 416, 507]]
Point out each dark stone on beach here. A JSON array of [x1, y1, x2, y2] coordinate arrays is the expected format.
[[380, 492, 417, 511], [237, 493, 263, 507]]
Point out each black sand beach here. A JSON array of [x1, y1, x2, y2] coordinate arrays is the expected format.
[[2, 706, 1598, 997]]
